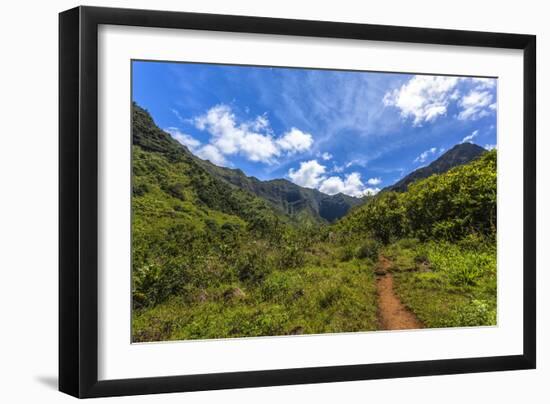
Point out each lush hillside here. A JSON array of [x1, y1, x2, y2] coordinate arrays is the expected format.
[[134, 102, 362, 223], [198, 154, 362, 224], [132, 104, 296, 308], [204, 161, 363, 223], [334, 151, 497, 328], [384, 143, 487, 193], [132, 104, 379, 340], [338, 149, 497, 242], [132, 102, 497, 341]]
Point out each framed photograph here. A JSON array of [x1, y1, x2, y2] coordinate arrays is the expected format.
[[59, 6, 536, 398]]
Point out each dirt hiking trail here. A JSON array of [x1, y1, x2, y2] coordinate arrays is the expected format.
[[375, 255, 423, 331]]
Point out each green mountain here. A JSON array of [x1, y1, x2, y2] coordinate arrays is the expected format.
[[133, 102, 488, 228], [337, 149, 497, 242], [133, 102, 362, 223], [198, 161, 362, 223], [132, 103, 285, 225], [132, 103, 304, 307], [384, 143, 487, 193]]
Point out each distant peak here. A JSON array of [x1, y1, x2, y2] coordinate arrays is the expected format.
[[450, 142, 485, 150], [385, 142, 486, 193]]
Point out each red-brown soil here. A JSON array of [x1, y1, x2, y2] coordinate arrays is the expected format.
[[375, 256, 423, 330]]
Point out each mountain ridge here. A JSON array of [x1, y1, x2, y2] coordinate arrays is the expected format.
[[383, 142, 487, 193], [132, 103, 488, 224], [132, 103, 362, 223], [197, 159, 363, 223]]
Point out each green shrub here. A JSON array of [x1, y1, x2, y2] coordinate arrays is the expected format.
[[277, 243, 305, 270], [133, 261, 184, 307], [338, 244, 355, 262], [336, 150, 497, 243], [132, 181, 150, 197], [318, 288, 343, 309], [445, 299, 496, 327], [426, 243, 495, 286], [354, 239, 380, 261], [165, 182, 187, 200], [395, 238, 420, 250], [235, 243, 272, 284], [414, 271, 445, 287], [260, 271, 304, 303]]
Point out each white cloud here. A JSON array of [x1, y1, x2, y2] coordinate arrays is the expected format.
[[461, 129, 479, 143], [383, 76, 497, 125], [485, 144, 497, 151], [332, 163, 345, 173], [288, 160, 327, 188], [320, 152, 333, 161], [240, 132, 281, 163], [195, 144, 227, 166], [318, 176, 346, 195], [277, 128, 314, 154], [366, 177, 382, 186], [193, 104, 313, 165], [383, 75, 459, 126], [289, 160, 380, 197], [194, 104, 276, 159], [170, 108, 185, 124], [165, 127, 201, 151], [414, 147, 438, 163], [320, 172, 378, 197], [363, 187, 381, 196], [250, 114, 270, 131], [471, 77, 497, 90], [458, 90, 494, 120]]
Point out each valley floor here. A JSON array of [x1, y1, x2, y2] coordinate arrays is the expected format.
[[132, 237, 496, 342]]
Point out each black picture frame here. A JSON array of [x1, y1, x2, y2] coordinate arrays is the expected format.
[[59, 5, 536, 398]]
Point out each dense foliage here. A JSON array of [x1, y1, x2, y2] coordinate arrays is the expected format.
[[383, 237, 496, 328], [337, 150, 497, 243], [131, 103, 497, 341]]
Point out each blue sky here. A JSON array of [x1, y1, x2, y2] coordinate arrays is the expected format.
[[132, 60, 497, 197]]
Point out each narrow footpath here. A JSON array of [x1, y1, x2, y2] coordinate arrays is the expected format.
[[375, 256, 423, 330]]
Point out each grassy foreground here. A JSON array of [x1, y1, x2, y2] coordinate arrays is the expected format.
[[383, 237, 497, 328], [133, 245, 378, 341]]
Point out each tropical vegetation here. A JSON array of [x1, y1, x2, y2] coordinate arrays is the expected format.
[[131, 103, 497, 342]]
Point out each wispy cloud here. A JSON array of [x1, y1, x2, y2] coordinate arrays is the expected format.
[[258, 69, 397, 158], [414, 147, 438, 163], [170, 108, 184, 123], [461, 129, 479, 143], [165, 127, 201, 151], [134, 61, 497, 192], [458, 91, 494, 120]]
